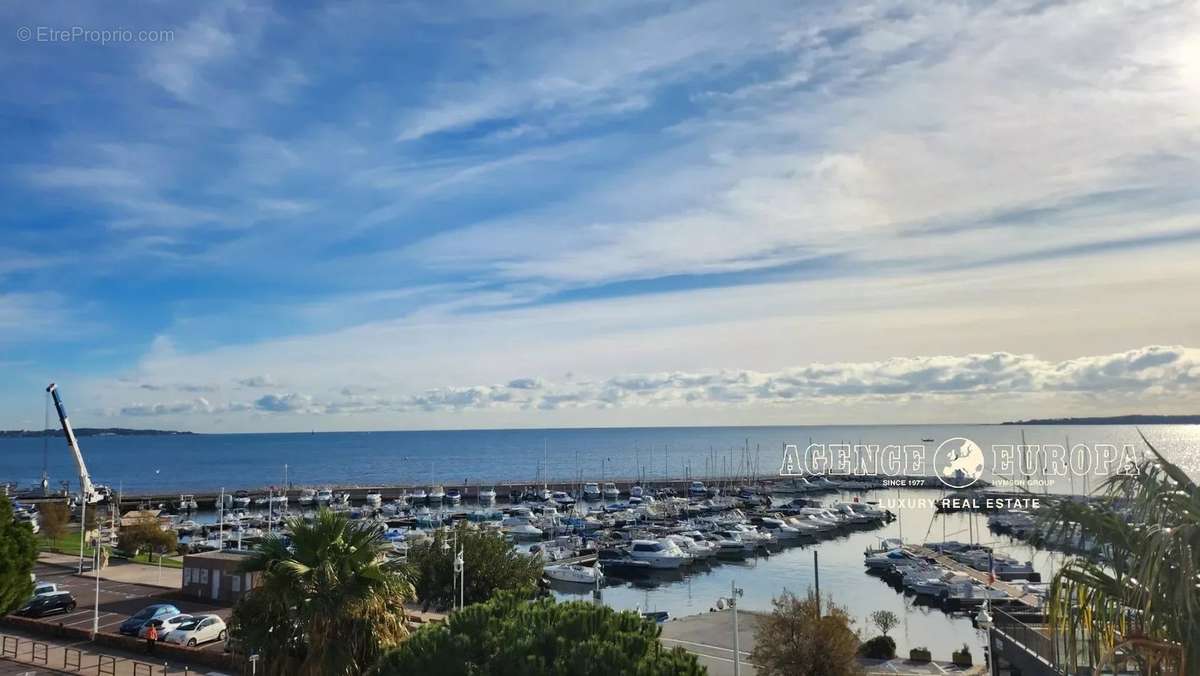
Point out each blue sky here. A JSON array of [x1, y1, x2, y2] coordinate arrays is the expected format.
[[2, 1, 1199, 431]]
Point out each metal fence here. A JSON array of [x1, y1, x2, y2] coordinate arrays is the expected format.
[[993, 608, 1059, 666], [0, 632, 165, 675]]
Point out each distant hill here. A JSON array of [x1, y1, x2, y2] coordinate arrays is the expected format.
[[0, 428, 194, 438], [1003, 415, 1200, 425]]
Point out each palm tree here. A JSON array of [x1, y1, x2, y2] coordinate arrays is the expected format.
[[1039, 433, 1197, 674], [231, 509, 413, 675]]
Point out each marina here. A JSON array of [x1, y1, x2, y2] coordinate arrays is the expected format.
[[3, 420, 1195, 669]]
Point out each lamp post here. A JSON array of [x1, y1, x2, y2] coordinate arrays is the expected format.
[[441, 531, 465, 611], [718, 580, 744, 676], [78, 498, 87, 574], [92, 536, 101, 638]]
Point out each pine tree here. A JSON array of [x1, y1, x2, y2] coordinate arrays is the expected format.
[[0, 496, 38, 615]]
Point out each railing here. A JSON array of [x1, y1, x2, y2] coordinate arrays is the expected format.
[[65, 646, 82, 671], [0, 632, 164, 675], [992, 608, 1060, 667]]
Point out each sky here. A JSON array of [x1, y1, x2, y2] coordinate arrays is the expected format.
[[2, 0, 1199, 432]]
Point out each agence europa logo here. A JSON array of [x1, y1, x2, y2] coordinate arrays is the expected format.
[[778, 439, 1139, 489]]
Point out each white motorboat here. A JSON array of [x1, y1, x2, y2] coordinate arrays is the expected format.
[[543, 563, 603, 585], [666, 532, 717, 560], [445, 488, 462, 504], [478, 487, 497, 502], [178, 494, 198, 511], [771, 477, 817, 494], [629, 485, 644, 499], [365, 492, 383, 508], [504, 521, 545, 540], [298, 489, 316, 506], [727, 523, 774, 548], [428, 485, 446, 503], [583, 483, 602, 501], [865, 548, 919, 571], [409, 487, 427, 503], [865, 537, 905, 556], [315, 488, 333, 504], [233, 490, 252, 508], [688, 481, 708, 498], [833, 503, 878, 525], [602, 482, 620, 501], [627, 539, 690, 569], [794, 507, 845, 530], [757, 517, 806, 542], [707, 530, 756, 559]]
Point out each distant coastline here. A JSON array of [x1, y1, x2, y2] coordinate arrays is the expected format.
[[1003, 415, 1200, 425], [0, 428, 194, 438]]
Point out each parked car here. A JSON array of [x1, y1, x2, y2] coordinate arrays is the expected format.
[[32, 582, 58, 597], [119, 604, 181, 636], [138, 613, 194, 639], [16, 591, 76, 617], [164, 615, 227, 647]]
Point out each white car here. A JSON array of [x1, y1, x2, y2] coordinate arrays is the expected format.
[[139, 613, 195, 639], [164, 615, 227, 647], [32, 582, 58, 597]]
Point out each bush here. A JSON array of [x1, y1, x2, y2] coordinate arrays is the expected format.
[[909, 646, 932, 662], [750, 590, 862, 676], [117, 516, 177, 558], [372, 592, 704, 676], [858, 635, 896, 659], [952, 643, 973, 667]]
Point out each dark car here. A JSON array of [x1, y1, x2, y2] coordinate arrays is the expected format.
[[17, 591, 76, 617], [119, 603, 181, 636]]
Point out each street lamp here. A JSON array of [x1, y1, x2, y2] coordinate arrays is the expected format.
[[441, 531, 465, 611], [717, 580, 744, 676], [92, 535, 101, 638]]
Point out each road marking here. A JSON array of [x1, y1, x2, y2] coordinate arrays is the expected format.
[[660, 637, 752, 658]]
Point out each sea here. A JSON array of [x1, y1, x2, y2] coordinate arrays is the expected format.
[[2, 424, 1197, 493], [3, 423, 1197, 659]]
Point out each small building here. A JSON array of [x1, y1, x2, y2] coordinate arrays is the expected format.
[[182, 549, 259, 604], [120, 509, 171, 528]]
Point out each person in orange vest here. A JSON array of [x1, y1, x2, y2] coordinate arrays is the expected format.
[[146, 623, 158, 654]]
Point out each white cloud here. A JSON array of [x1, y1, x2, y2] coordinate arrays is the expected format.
[[102, 345, 1200, 423]]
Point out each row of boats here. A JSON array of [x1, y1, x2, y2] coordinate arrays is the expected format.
[[536, 499, 896, 585], [864, 539, 1045, 609], [177, 475, 887, 513]]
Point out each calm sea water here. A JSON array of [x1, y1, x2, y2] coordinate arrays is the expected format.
[[2, 424, 1198, 493]]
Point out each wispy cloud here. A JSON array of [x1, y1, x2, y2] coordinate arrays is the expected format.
[[107, 345, 1200, 420]]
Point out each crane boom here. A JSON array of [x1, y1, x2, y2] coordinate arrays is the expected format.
[[46, 383, 98, 503]]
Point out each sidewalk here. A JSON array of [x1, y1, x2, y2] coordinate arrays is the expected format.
[[0, 627, 227, 676], [39, 553, 182, 590]]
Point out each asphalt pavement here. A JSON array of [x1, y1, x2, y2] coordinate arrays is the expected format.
[[28, 563, 231, 653]]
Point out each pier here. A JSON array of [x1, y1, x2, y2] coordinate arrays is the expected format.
[[69, 474, 970, 510], [905, 544, 1043, 609]]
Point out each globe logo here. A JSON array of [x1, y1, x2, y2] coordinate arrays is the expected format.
[[933, 437, 986, 489]]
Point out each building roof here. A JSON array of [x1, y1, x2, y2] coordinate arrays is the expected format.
[[183, 549, 256, 563]]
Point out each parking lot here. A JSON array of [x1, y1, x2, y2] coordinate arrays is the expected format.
[[27, 563, 232, 653]]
